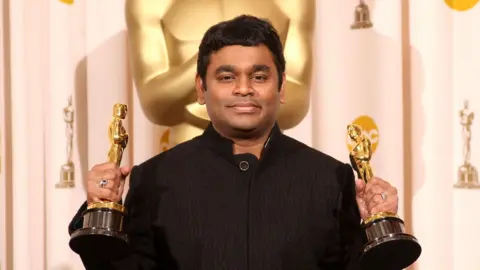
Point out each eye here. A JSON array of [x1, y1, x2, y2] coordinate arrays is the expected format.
[[218, 75, 235, 82], [252, 75, 268, 82]]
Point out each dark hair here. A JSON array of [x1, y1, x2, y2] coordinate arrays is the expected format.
[[197, 15, 286, 90]]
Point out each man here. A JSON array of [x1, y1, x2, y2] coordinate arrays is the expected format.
[[69, 15, 399, 270]]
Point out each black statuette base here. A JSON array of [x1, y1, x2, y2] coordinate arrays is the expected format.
[[69, 206, 130, 261], [360, 217, 422, 270]]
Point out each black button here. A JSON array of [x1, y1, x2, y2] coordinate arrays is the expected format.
[[239, 161, 249, 171]]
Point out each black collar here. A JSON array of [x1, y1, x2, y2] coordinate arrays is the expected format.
[[199, 122, 288, 167]]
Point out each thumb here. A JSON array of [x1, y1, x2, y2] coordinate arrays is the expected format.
[[119, 166, 132, 179], [355, 179, 368, 220], [355, 179, 366, 196]]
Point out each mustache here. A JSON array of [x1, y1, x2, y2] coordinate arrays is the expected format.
[[225, 100, 261, 108]]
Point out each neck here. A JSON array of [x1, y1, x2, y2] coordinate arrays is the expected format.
[[213, 123, 274, 159], [232, 132, 270, 158]]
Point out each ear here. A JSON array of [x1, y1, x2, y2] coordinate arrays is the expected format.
[[195, 74, 206, 105], [279, 73, 286, 104]]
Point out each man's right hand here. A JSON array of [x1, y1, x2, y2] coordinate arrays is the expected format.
[[86, 162, 131, 204]]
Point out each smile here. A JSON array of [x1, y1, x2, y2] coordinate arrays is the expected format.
[[228, 103, 260, 113]]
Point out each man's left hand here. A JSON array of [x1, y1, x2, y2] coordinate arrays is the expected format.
[[355, 177, 398, 220]]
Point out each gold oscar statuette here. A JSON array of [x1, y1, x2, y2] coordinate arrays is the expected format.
[[69, 103, 131, 260], [454, 100, 479, 189], [347, 124, 421, 270], [351, 0, 373, 29], [56, 96, 75, 188]]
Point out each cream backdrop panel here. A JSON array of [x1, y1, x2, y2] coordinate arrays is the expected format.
[[0, 0, 7, 268], [2, 0, 480, 269], [451, 1, 480, 269]]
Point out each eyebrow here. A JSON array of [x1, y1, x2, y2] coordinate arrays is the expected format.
[[251, 64, 270, 73], [214, 64, 271, 75], [215, 65, 235, 75]]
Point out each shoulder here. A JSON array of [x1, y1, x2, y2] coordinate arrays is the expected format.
[[280, 134, 354, 186], [282, 135, 350, 169], [138, 136, 202, 172], [127, 136, 202, 188]]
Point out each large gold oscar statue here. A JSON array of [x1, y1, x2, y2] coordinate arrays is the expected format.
[[125, 0, 315, 145]]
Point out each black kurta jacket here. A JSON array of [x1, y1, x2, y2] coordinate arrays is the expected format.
[[69, 123, 366, 270]]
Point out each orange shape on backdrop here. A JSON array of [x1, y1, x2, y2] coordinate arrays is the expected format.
[[444, 0, 479, 11]]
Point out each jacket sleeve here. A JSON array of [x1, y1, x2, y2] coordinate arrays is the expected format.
[[322, 163, 367, 270], [68, 165, 159, 270]]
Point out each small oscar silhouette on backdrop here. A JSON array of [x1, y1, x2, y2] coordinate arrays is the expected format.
[[351, 0, 373, 29], [56, 96, 75, 188], [455, 100, 479, 188]]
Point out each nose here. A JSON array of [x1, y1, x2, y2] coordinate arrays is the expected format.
[[233, 76, 254, 96]]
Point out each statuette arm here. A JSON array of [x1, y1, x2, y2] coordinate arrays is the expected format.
[[125, 0, 195, 126]]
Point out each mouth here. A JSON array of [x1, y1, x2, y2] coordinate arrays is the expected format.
[[227, 102, 260, 113]]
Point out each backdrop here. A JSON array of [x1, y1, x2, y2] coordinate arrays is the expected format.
[[1, 0, 480, 269]]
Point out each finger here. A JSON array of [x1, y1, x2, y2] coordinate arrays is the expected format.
[[89, 195, 102, 203], [97, 187, 119, 200], [97, 170, 121, 192], [389, 186, 399, 197], [87, 181, 112, 202], [356, 199, 369, 219], [90, 162, 117, 172], [96, 188, 119, 202], [89, 164, 120, 186], [358, 205, 369, 221], [120, 166, 132, 179], [117, 179, 125, 196], [113, 168, 123, 186], [368, 187, 399, 214], [103, 168, 120, 181], [87, 170, 103, 183], [366, 193, 386, 211], [355, 179, 366, 195], [100, 178, 125, 203], [368, 185, 397, 204], [97, 178, 118, 192], [365, 177, 391, 192], [365, 178, 392, 198], [88, 168, 117, 185], [355, 179, 370, 220], [364, 185, 385, 204], [371, 199, 398, 215], [355, 179, 366, 206], [115, 183, 125, 202]]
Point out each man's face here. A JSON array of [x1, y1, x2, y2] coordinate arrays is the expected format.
[[195, 44, 285, 133]]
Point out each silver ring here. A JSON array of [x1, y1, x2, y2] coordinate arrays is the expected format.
[[99, 179, 108, 188], [380, 192, 387, 201]]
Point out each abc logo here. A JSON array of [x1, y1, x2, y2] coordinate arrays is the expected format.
[[346, 115, 379, 153]]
